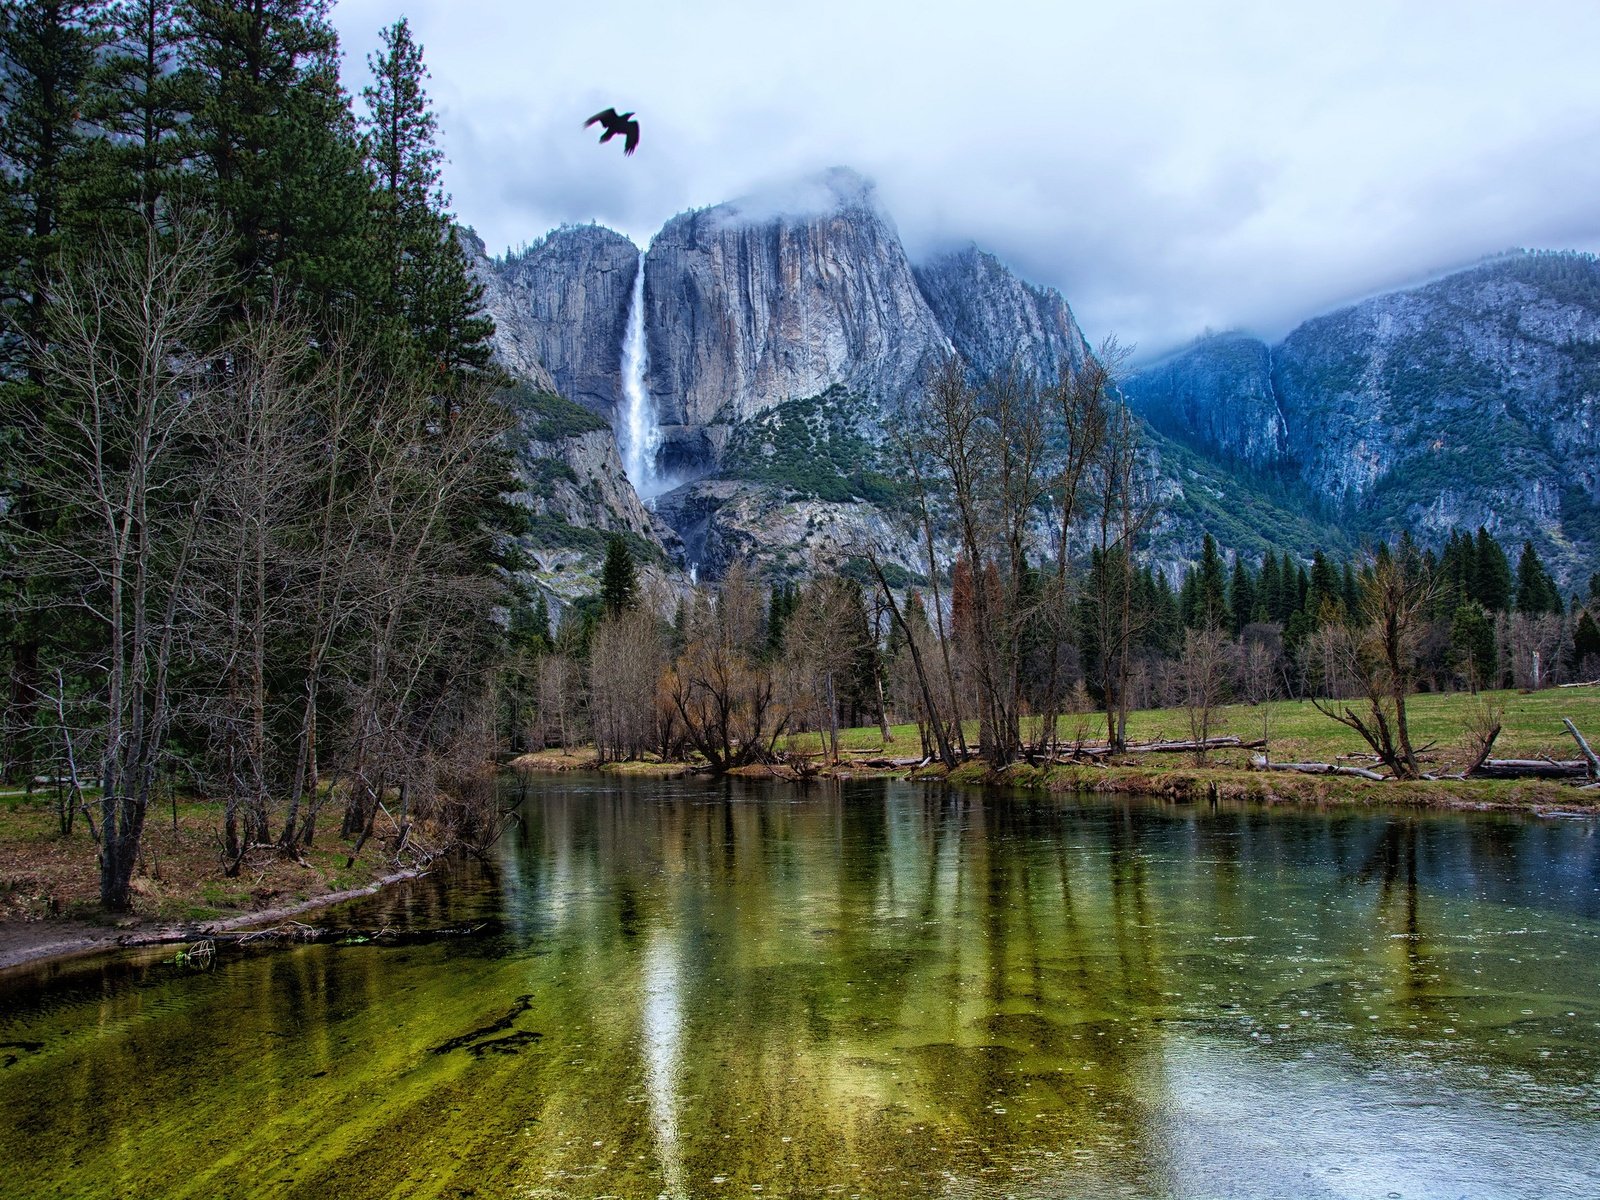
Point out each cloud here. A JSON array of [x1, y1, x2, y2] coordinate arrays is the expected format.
[[332, 0, 1600, 359]]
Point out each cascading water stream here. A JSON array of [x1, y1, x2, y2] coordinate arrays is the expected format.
[[619, 252, 664, 501]]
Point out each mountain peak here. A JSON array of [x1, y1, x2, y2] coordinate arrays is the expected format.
[[710, 165, 885, 229]]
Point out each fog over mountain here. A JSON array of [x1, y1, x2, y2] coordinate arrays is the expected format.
[[331, 0, 1600, 359]]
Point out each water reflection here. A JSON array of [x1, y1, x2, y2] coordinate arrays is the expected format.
[[0, 777, 1597, 1199]]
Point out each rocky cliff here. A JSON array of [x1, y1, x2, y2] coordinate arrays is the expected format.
[[1123, 252, 1600, 582], [500, 383, 679, 607], [640, 168, 949, 458], [913, 245, 1090, 386], [474, 225, 640, 420], [1121, 332, 1288, 471]]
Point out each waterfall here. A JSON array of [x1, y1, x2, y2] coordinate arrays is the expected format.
[[619, 252, 664, 499]]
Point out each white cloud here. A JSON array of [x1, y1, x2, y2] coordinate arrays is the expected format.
[[333, 0, 1600, 358]]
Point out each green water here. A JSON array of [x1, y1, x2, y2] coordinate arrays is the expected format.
[[2, 776, 1598, 1198]]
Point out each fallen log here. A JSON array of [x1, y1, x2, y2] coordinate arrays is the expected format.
[[1466, 758, 1589, 780], [1562, 719, 1600, 779], [120, 920, 493, 955], [1250, 755, 1387, 781], [1124, 736, 1269, 754], [1558, 679, 1600, 689]]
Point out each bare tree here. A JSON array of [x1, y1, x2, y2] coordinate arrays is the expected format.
[[1088, 396, 1154, 752], [1313, 548, 1433, 779], [781, 574, 870, 763], [1178, 626, 1233, 764], [28, 216, 230, 909], [590, 605, 668, 762], [1032, 350, 1110, 758], [665, 563, 788, 771], [192, 308, 315, 867]]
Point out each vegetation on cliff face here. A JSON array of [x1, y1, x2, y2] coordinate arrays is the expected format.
[[1126, 251, 1600, 586], [720, 386, 904, 505]]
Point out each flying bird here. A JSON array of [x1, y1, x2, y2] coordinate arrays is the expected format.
[[585, 108, 640, 156]]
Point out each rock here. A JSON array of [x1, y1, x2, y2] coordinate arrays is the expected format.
[[913, 244, 1090, 386], [1122, 332, 1288, 471], [472, 224, 640, 420], [641, 167, 949, 439], [1124, 252, 1600, 585]]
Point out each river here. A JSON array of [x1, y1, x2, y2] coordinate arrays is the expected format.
[[1, 775, 1598, 1198]]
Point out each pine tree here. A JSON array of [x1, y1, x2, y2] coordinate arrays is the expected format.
[[0, 0, 103, 780], [181, 0, 372, 312], [1514, 541, 1562, 616], [1473, 527, 1512, 612], [599, 534, 638, 617], [1575, 610, 1600, 673], [1193, 533, 1229, 630], [1258, 551, 1282, 625], [1450, 603, 1497, 691], [90, 0, 190, 225], [1341, 559, 1360, 624], [1306, 549, 1340, 625], [360, 17, 491, 378], [1228, 555, 1254, 636]]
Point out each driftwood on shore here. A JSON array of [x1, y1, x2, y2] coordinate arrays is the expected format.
[[119, 920, 493, 956], [1250, 755, 1388, 781], [1049, 736, 1267, 762], [1562, 719, 1600, 778], [1463, 758, 1591, 780]]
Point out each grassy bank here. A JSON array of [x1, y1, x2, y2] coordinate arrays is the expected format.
[[779, 687, 1600, 767], [515, 688, 1600, 811]]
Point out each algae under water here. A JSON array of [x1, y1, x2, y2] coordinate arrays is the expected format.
[[1, 775, 1598, 1198]]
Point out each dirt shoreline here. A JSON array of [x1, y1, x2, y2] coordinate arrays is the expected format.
[[0, 866, 428, 974]]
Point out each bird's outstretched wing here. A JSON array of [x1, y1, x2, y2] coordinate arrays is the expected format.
[[585, 108, 619, 129], [623, 119, 640, 156]]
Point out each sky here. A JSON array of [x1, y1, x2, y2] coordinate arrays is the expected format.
[[330, 0, 1600, 361]]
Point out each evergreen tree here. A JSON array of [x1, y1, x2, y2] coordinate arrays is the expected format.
[[1193, 533, 1229, 630], [1341, 559, 1360, 624], [1144, 567, 1180, 656], [1450, 603, 1497, 690], [90, 0, 191, 225], [360, 17, 491, 378], [1306, 549, 1340, 625], [180, 0, 372, 312], [598, 534, 638, 617], [1258, 551, 1282, 625], [1473, 527, 1512, 611], [1228, 555, 1254, 636], [1575, 610, 1600, 672], [510, 590, 553, 655], [1514, 540, 1562, 616], [0, 0, 103, 779]]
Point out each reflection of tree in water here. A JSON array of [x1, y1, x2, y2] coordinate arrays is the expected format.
[[1357, 817, 1433, 1000]]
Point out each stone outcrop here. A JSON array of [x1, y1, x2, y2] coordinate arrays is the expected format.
[[641, 168, 949, 440], [1123, 252, 1600, 582], [1121, 333, 1288, 471], [499, 383, 679, 607], [913, 245, 1090, 386], [474, 224, 640, 420]]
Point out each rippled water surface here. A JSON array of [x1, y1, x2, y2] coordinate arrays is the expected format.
[[2, 776, 1598, 1198]]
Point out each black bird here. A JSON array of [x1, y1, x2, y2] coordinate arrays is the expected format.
[[585, 107, 640, 156]]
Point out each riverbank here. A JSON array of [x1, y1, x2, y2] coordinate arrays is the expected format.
[[510, 688, 1600, 814], [513, 746, 1592, 812], [0, 792, 434, 972]]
